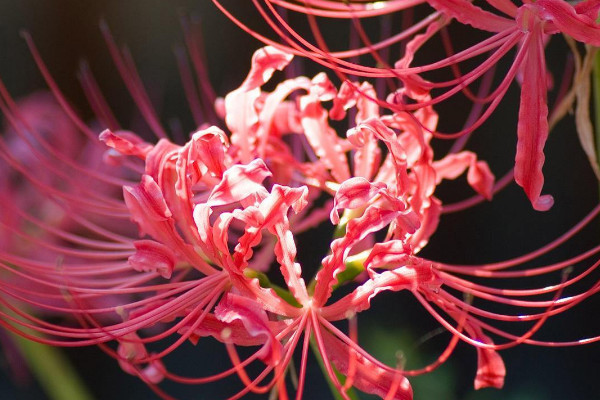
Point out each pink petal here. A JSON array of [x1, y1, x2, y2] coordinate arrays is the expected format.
[[309, 72, 338, 102], [330, 81, 357, 121], [143, 138, 180, 181], [351, 83, 382, 180], [514, 25, 553, 211], [300, 83, 351, 183], [349, 118, 411, 196], [179, 312, 289, 347], [123, 175, 172, 237], [427, 0, 514, 32], [188, 126, 230, 180], [363, 240, 413, 273], [240, 46, 293, 91], [231, 185, 309, 302], [224, 86, 260, 163], [207, 159, 271, 207], [128, 240, 177, 279], [125, 175, 214, 274], [432, 151, 495, 200], [257, 76, 311, 154], [355, 82, 380, 123], [573, 0, 600, 20], [464, 326, 506, 390], [537, 0, 600, 46], [407, 197, 442, 252], [314, 205, 403, 305], [215, 293, 283, 365], [323, 260, 439, 320], [394, 18, 443, 100], [487, 0, 518, 17], [225, 47, 293, 162], [474, 343, 506, 390], [330, 177, 386, 224], [99, 129, 153, 162]]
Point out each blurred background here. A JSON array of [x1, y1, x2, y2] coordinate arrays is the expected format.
[[0, 0, 599, 399]]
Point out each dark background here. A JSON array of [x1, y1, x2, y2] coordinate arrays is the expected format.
[[1, 1, 599, 399]]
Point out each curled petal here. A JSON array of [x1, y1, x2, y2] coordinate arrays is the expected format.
[[179, 313, 289, 346], [364, 240, 413, 273], [350, 118, 411, 195], [300, 86, 351, 183], [514, 28, 553, 211], [315, 205, 406, 305], [99, 129, 153, 162], [208, 159, 271, 207], [574, 0, 600, 20], [474, 342, 506, 389], [465, 326, 506, 389], [408, 197, 442, 252], [467, 161, 495, 201], [232, 184, 308, 292], [123, 174, 172, 236], [330, 81, 357, 121], [215, 293, 283, 365], [323, 261, 440, 320], [225, 47, 292, 162], [330, 177, 386, 224], [240, 46, 293, 91], [433, 151, 495, 200], [355, 82, 380, 123], [128, 240, 177, 279], [188, 126, 230, 179], [143, 139, 180, 180], [257, 76, 311, 152]]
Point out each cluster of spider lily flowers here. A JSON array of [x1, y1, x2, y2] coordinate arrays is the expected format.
[[0, 1, 600, 399]]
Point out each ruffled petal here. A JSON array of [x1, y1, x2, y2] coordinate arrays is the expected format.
[[215, 293, 283, 365], [207, 159, 271, 207], [128, 239, 177, 279]]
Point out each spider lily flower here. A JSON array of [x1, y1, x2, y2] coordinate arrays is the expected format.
[[1, 13, 599, 400], [214, 0, 600, 211], [97, 44, 495, 398], [0, 28, 494, 397]]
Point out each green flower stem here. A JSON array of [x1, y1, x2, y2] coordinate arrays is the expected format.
[[10, 332, 94, 400]]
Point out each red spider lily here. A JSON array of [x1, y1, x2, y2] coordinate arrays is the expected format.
[[96, 45, 496, 398], [214, 0, 600, 211], [1, 14, 600, 400]]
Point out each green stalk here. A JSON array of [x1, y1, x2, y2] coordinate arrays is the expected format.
[[10, 332, 94, 400]]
